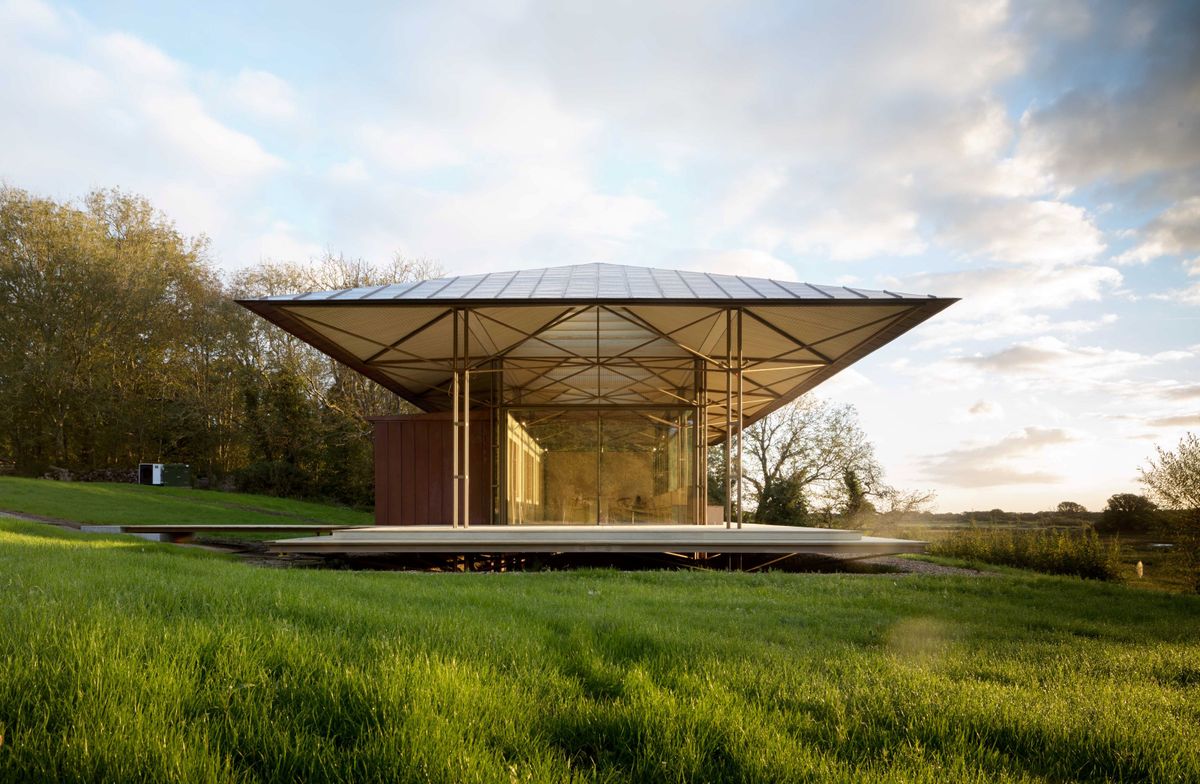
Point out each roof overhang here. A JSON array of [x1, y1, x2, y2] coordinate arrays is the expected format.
[[237, 263, 956, 442]]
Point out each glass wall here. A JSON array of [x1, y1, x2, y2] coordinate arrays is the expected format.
[[504, 407, 696, 524]]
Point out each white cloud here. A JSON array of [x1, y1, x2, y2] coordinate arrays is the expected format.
[[1159, 383, 1200, 400], [248, 220, 325, 264], [891, 264, 1122, 345], [937, 199, 1106, 266], [667, 249, 796, 281], [228, 68, 298, 122], [0, 0, 62, 35], [1117, 198, 1200, 264], [358, 122, 464, 173], [957, 336, 1191, 379], [785, 207, 927, 262], [969, 399, 1003, 419], [1146, 414, 1200, 428], [327, 158, 369, 184], [0, 4, 282, 245], [919, 427, 1077, 488], [1014, 4, 1200, 191], [1163, 281, 1200, 306]]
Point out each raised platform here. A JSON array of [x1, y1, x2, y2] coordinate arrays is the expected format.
[[268, 523, 924, 557], [81, 524, 351, 543]]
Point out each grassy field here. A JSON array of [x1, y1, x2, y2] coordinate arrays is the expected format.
[[0, 476, 372, 528], [1, 517, 1198, 782], [874, 518, 1192, 593]]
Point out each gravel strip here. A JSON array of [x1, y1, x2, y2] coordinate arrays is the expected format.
[[858, 555, 990, 577]]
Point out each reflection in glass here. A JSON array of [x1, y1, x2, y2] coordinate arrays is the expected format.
[[505, 408, 695, 524]]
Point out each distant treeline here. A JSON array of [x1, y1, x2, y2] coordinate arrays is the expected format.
[[913, 495, 1175, 536], [0, 187, 439, 507]]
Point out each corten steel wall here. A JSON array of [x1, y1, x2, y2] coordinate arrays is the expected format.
[[369, 412, 493, 526]]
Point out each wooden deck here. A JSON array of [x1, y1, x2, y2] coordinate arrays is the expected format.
[[268, 523, 924, 556]]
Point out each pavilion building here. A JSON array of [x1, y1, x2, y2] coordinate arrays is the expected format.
[[238, 262, 954, 561]]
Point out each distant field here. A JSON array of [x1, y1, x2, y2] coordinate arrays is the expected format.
[[873, 517, 1192, 593], [1, 517, 1198, 783], [0, 476, 373, 528]]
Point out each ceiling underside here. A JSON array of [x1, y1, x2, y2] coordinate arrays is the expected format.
[[241, 298, 953, 443]]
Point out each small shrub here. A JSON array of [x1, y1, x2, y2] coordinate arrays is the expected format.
[[929, 526, 1122, 581]]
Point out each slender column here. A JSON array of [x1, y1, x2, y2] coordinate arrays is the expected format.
[[695, 359, 703, 524], [724, 309, 732, 529], [451, 309, 459, 528], [697, 358, 707, 524], [463, 309, 471, 528], [498, 359, 507, 525], [701, 367, 709, 524], [595, 306, 602, 525], [737, 307, 744, 530]]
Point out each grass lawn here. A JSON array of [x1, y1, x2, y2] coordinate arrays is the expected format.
[[1, 519, 1198, 782], [0, 476, 372, 528]]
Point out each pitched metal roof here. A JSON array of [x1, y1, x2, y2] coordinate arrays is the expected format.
[[238, 262, 956, 435], [253, 262, 940, 304]]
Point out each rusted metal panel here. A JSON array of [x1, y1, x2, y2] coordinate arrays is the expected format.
[[373, 423, 390, 525], [369, 413, 492, 526]]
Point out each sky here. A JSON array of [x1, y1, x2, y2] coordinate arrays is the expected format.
[[1, 0, 1197, 512]]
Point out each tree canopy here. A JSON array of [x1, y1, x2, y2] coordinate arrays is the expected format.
[[1140, 432, 1200, 592], [0, 187, 434, 506], [1098, 493, 1158, 534], [722, 396, 932, 526]]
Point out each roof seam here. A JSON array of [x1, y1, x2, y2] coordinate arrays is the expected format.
[[703, 272, 730, 298], [804, 282, 835, 299], [531, 266, 549, 295], [675, 269, 700, 298], [646, 268, 666, 298], [738, 276, 775, 298], [423, 275, 461, 299], [492, 270, 522, 298], [457, 274, 492, 298]]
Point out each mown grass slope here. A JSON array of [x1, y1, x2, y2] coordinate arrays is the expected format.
[[1, 519, 1198, 783], [0, 476, 372, 527]]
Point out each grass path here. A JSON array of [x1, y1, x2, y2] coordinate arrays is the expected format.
[[1, 518, 1198, 783]]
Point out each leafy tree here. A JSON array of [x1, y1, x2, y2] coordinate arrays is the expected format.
[[741, 397, 878, 512], [706, 445, 727, 509], [733, 396, 932, 524], [0, 187, 219, 474], [0, 186, 438, 506], [1141, 433, 1200, 510], [754, 473, 808, 525], [843, 468, 867, 515], [1140, 433, 1200, 592], [1056, 501, 1087, 515], [841, 467, 876, 527], [229, 253, 438, 501], [1098, 493, 1158, 534]]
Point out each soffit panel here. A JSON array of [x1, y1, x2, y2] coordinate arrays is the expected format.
[[748, 304, 912, 351], [282, 305, 448, 356]]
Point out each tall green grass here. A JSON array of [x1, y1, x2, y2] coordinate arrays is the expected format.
[[928, 526, 1123, 581], [1, 520, 1198, 782]]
